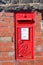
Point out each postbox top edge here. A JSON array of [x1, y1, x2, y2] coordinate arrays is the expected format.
[[14, 8, 35, 13], [14, 11, 34, 14]]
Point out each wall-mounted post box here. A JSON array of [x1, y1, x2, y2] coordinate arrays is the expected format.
[[14, 11, 35, 60]]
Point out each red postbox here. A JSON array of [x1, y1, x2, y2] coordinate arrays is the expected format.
[[14, 12, 35, 60]]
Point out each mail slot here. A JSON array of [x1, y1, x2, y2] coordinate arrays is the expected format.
[[14, 12, 35, 60]]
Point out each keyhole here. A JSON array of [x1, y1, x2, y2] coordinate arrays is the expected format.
[[24, 15, 27, 18]]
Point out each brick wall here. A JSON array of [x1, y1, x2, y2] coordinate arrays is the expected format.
[[0, 12, 14, 65], [0, 11, 43, 65]]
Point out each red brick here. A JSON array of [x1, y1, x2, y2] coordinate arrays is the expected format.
[[35, 61, 42, 65], [1, 52, 14, 57], [0, 22, 8, 27], [4, 13, 13, 17], [0, 22, 14, 27], [0, 32, 5, 37], [0, 42, 14, 47], [27, 61, 34, 65], [36, 38, 42, 41], [16, 62, 27, 65], [41, 52, 43, 56], [1, 52, 8, 57], [35, 38, 42, 46], [3, 17, 11, 22], [35, 23, 40, 28], [0, 13, 3, 17], [0, 42, 4, 47], [35, 12, 42, 22], [35, 41, 42, 46], [2, 62, 14, 65], [0, 46, 14, 52], [0, 62, 2, 65], [41, 38, 43, 42], [42, 61, 43, 65], [0, 27, 14, 36], [0, 32, 12, 37], [0, 56, 14, 61], [41, 32, 43, 36], [0, 27, 10, 32], [35, 32, 42, 37], [9, 22, 14, 27], [35, 57, 43, 60], [5, 32, 13, 37], [35, 52, 41, 56], [0, 17, 3, 21], [35, 26, 41, 31], [6, 42, 14, 47]]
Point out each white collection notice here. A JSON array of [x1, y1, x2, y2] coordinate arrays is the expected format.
[[21, 28, 29, 40]]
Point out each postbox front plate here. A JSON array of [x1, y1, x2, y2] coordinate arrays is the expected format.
[[15, 12, 34, 60], [16, 27, 33, 60]]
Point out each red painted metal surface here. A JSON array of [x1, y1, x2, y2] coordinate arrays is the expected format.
[[15, 12, 34, 60]]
